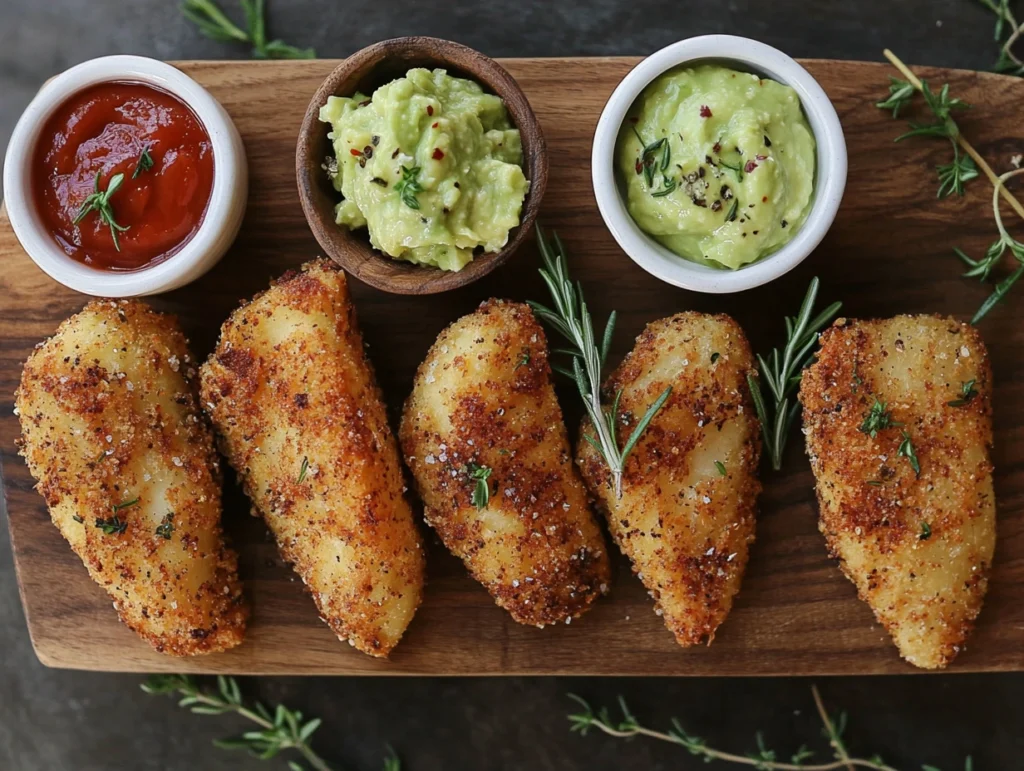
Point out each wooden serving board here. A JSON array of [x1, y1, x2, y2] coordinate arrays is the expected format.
[[3, 58, 1024, 675]]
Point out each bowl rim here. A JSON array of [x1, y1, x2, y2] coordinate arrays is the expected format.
[[295, 35, 548, 295], [591, 35, 848, 294], [2, 54, 247, 297]]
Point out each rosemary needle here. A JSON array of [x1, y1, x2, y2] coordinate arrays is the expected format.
[[747, 278, 841, 471], [528, 225, 671, 498]]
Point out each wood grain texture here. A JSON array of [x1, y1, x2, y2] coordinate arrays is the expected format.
[[2, 58, 1023, 675]]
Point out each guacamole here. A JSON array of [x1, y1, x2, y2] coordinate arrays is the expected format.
[[320, 68, 528, 271], [617, 65, 816, 269]]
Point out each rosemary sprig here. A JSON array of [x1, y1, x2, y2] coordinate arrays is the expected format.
[[466, 462, 493, 509], [74, 172, 130, 251], [395, 166, 424, 210], [747, 278, 841, 471], [568, 686, 973, 771], [527, 226, 671, 498], [181, 0, 315, 59], [142, 674, 389, 771]]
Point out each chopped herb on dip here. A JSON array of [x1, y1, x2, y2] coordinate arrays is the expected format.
[[319, 68, 528, 272], [617, 65, 816, 270]]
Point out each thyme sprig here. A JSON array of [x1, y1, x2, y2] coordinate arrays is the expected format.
[[132, 146, 154, 179], [73, 172, 130, 251], [568, 685, 972, 771], [141, 674, 402, 771], [978, 0, 1024, 75], [181, 0, 315, 59], [527, 226, 671, 498], [747, 278, 842, 471], [880, 50, 1024, 322]]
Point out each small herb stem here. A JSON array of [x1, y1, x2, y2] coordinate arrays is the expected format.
[[812, 685, 855, 771], [883, 48, 1024, 221]]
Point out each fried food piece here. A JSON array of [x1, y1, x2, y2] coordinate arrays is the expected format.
[[577, 313, 761, 646], [15, 301, 247, 656], [400, 300, 610, 626], [200, 260, 424, 658], [800, 315, 995, 669]]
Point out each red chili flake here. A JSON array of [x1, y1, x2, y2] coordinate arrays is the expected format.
[[762, 196, 768, 203], [432, 122, 439, 128], [635, 159, 643, 175], [427, 105, 434, 116], [712, 142, 721, 154], [744, 161, 758, 173], [700, 105, 713, 118], [756, 154, 767, 161], [349, 148, 363, 157], [432, 148, 445, 160]]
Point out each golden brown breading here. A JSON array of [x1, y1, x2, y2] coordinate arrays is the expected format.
[[577, 313, 761, 646], [199, 260, 424, 658], [800, 315, 995, 669], [15, 301, 247, 656], [400, 300, 610, 626]]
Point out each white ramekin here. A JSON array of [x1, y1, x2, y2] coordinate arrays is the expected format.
[[2, 55, 247, 297], [592, 35, 847, 294]]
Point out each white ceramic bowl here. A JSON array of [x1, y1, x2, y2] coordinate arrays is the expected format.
[[592, 35, 847, 294], [2, 55, 247, 297]]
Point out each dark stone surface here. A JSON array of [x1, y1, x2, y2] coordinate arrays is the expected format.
[[1, 1, 1022, 769]]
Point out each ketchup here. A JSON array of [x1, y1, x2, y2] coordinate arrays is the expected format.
[[32, 82, 215, 272]]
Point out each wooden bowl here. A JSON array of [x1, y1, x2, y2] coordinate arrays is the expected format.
[[296, 37, 548, 295]]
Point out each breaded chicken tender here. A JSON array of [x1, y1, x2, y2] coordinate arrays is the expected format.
[[200, 261, 424, 658], [15, 301, 247, 656], [400, 300, 610, 626], [577, 313, 761, 646], [800, 315, 995, 669]]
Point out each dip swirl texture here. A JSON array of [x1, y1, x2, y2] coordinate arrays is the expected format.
[[320, 68, 528, 271], [617, 65, 816, 269]]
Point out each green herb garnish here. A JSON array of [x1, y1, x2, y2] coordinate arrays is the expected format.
[[725, 199, 738, 222], [714, 461, 727, 477], [528, 226, 670, 498], [948, 379, 979, 407], [73, 172, 130, 251], [132, 146, 155, 179], [112, 497, 139, 512], [858, 398, 902, 438], [395, 165, 423, 210], [72, 515, 85, 524], [156, 513, 175, 540], [297, 456, 309, 484], [920, 521, 933, 540], [181, 0, 315, 59], [466, 462, 492, 509], [898, 430, 921, 476], [516, 349, 531, 369], [95, 514, 128, 535], [747, 278, 841, 471], [717, 159, 744, 182], [710, 352, 720, 364]]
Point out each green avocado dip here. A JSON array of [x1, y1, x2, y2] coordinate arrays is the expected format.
[[617, 65, 816, 269], [319, 68, 528, 272]]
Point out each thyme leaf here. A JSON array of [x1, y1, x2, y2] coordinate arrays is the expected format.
[[948, 379, 979, 407], [466, 463, 492, 509], [858, 398, 902, 438], [395, 165, 423, 210], [156, 513, 175, 540], [73, 172, 130, 251], [898, 430, 921, 476], [132, 146, 155, 179]]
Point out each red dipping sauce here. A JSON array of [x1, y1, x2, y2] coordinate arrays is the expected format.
[[32, 82, 215, 272]]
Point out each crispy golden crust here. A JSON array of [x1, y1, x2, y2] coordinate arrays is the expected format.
[[400, 300, 610, 626], [199, 260, 425, 658], [800, 315, 995, 669], [15, 301, 247, 656], [577, 313, 761, 647]]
